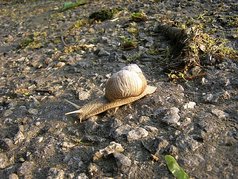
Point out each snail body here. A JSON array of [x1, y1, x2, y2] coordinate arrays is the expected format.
[[65, 64, 156, 122]]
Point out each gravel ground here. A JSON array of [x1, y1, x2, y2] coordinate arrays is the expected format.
[[0, 0, 237, 178]]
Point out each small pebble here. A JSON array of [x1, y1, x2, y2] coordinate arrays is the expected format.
[[113, 124, 131, 138], [88, 163, 100, 176], [161, 107, 180, 125], [3, 109, 13, 117], [61, 142, 75, 150], [144, 125, 158, 133], [0, 153, 9, 169], [77, 173, 89, 179], [211, 109, 229, 119], [156, 138, 169, 152], [183, 102, 196, 109], [14, 130, 25, 145], [176, 135, 202, 152], [139, 116, 150, 123], [127, 127, 148, 141], [78, 90, 90, 100], [97, 49, 110, 57], [0, 138, 14, 151], [9, 173, 19, 179], [18, 161, 34, 176], [28, 108, 38, 115], [47, 167, 64, 179], [93, 142, 124, 161], [55, 62, 65, 68], [203, 93, 214, 102], [113, 153, 132, 167]]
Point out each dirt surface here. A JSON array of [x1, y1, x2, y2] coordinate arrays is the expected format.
[[0, 0, 238, 178]]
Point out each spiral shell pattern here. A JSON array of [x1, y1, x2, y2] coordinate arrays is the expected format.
[[105, 64, 147, 101]]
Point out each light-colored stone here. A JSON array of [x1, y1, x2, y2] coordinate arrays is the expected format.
[[9, 173, 19, 179], [161, 107, 180, 125], [183, 102, 196, 109], [0, 153, 9, 169], [18, 161, 34, 176], [127, 127, 148, 141], [211, 109, 229, 119], [144, 125, 158, 133], [28, 108, 38, 115], [93, 142, 124, 161], [78, 90, 91, 101]]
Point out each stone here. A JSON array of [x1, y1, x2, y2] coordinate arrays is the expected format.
[[0, 138, 14, 151], [78, 90, 90, 100], [77, 173, 89, 179], [84, 120, 101, 134], [9, 173, 19, 179], [139, 116, 150, 123], [127, 127, 148, 141], [18, 161, 34, 176], [181, 117, 192, 128], [169, 145, 179, 156], [14, 131, 25, 145], [113, 124, 131, 138], [28, 108, 38, 115], [37, 136, 44, 143], [96, 48, 110, 57], [61, 142, 75, 150], [201, 77, 208, 85], [3, 109, 13, 117], [55, 62, 66, 68], [101, 36, 109, 43], [203, 93, 214, 102], [144, 125, 158, 133], [176, 135, 202, 152], [110, 118, 123, 129], [108, 52, 119, 62], [47, 167, 64, 179], [113, 152, 132, 167], [82, 135, 106, 143], [211, 109, 229, 119], [161, 107, 180, 125], [0, 153, 9, 169], [182, 154, 205, 168], [154, 138, 169, 156], [88, 163, 100, 176], [183, 102, 196, 109], [93, 141, 124, 161]]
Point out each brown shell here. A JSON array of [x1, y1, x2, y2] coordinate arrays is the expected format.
[[105, 70, 147, 101]]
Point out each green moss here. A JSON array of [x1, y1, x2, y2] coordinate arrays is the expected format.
[[131, 11, 147, 22], [19, 31, 47, 49], [89, 8, 120, 21], [120, 36, 137, 50], [127, 53, 142, 62], [19, 35, 34, 48]]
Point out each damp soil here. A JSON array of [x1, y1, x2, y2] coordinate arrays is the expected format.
[[0, 0, 237, 178]]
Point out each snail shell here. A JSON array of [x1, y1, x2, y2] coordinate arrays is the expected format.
[[105, 64, 147, 101], [65, 64, 156, 122]]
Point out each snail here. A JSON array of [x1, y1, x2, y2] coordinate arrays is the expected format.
[[65, 64, 157, 122]]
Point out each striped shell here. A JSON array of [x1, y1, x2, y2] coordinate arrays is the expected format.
[[105, 64, 147, 101]]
